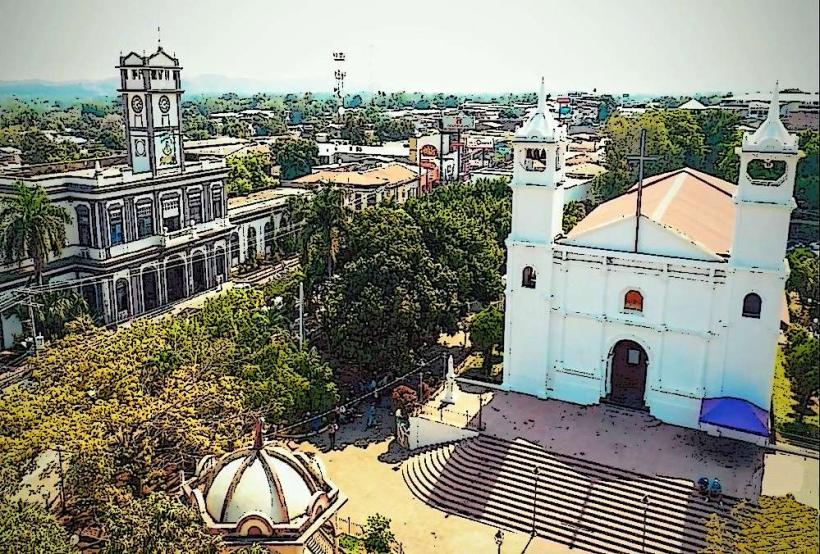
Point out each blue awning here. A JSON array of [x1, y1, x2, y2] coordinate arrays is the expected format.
[[699, 397, 769, 437]]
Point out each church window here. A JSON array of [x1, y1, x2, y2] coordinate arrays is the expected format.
[[211, 186, 223, 219], [624, 290, 643, 312], [522, 266, 537, 289], [136, 200, 154, 238], [108, 206, 124, 246], [76, 205, 92, 246], [742, 293, 762, 319], [747, 159, 786, 185]]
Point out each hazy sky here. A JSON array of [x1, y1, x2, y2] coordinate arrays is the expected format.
[[0, 0, 818, 94]]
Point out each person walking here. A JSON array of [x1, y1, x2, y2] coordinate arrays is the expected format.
[[328, 421, 339, 450]]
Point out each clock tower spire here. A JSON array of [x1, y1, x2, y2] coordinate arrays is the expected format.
[[117, 44, 185, 175]]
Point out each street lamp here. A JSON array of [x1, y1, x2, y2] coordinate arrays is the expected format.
[[494, 529, 504, 554], [641, 494, 650, 553], [531, 467, 541, 536]]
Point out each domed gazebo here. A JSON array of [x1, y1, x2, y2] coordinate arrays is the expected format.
[[182, 420, 346, 553]]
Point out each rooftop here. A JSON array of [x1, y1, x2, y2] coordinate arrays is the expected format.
[[292, 162, 418, 188]]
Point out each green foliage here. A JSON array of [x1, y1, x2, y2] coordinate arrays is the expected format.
[[291, 186, 346, 286], [562, 201, 587, 234], [226, 152, 274, 196], [14, 290, 89, 341], [274, 138, 318, 180], [341, 112, 372, 145], [0, 498, 76, 554], [500, 106, 523, 119], [0, 182, 71, 283], [375, 117, 415, 142], [221, 117, 250, 139], [796, 130, 819, 211], [787, 248, 819, 326], [362, 513, 395, 554], [321, 207, 459, 373], [785, 334, 819, 422], [470, 305, 504, 372], [100, 492, 221, 554]]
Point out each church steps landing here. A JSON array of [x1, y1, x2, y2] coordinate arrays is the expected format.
[[479, 434, 713, 499], [463, 437, 741, 515], [405, 452, 636, 554], [445, 443, 717, 545], [408, 450, 675, 554], [421, 445, 707, 553]]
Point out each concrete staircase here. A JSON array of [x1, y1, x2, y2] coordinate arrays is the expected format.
[[402, 434, 745, 554]]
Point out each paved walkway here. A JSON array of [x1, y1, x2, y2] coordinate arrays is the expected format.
[[298, 405, 572, 553]]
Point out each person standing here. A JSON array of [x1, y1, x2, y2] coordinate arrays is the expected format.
[[328, 421, 339, 450]]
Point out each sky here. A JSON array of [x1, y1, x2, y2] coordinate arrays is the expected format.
[[0, 0, 818, 95]]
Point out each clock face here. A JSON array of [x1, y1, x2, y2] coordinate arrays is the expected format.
[[158, 95, 171, 114], [131, 95, 144, 114]]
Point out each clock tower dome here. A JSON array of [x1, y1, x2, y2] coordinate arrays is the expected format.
[[117, 45, 185, 175]]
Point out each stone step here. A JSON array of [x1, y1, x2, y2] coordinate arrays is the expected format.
[[444, 444, 713, 549], [421, 447, 702, 553], [406, 449, 665, 554]]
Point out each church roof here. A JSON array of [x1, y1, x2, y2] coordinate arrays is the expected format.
[[514, 78, 561, 143], [565, 167, 736, 257], [742, 84, 798, 153]]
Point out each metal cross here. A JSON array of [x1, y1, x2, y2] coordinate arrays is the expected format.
[[626, 129, 658, 253]]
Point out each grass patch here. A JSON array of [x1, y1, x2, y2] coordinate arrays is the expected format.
[[772, 348, 819, 440], [459, 348, 503, 384], [339, 534, 365, 553]]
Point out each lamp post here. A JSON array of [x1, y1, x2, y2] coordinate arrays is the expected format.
[[531, 466, 541, 536], [494, 529, 504, 554], [641, 494, 650, 553]]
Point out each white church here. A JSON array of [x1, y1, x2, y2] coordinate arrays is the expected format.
[[502, 81, 801, 445]]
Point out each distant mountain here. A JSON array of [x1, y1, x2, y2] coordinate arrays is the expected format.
[[0, 74, 326, 101]]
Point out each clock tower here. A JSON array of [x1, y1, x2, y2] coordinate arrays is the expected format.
[[117, 45, 185, 175]]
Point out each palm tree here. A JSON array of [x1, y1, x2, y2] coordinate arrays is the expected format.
[[15, 289, 89, 340], [294, 186, 346, 279], [0, 181, 70, 284]]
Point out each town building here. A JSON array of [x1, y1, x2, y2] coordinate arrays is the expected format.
[[0, 46, 298, 349], [502, 81, 798, 445]]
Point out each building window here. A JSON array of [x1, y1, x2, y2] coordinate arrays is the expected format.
[[76, 205, 92, 246], [108, 206, 124, 246], [162, 196, 181, 232], [136, 201, 154, 239], [742, 293, 762, 319], [624, 290, 644, 312], [188, 190, 203, 224], [211, 187, 223, 219], [115, 279, 130, 314], [522, 266, 536, 289]]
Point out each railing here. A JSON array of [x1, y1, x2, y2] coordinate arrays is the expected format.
[[414, 402, 483, 431]]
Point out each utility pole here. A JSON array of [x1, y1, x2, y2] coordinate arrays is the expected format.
[[20, 293, 42, 354], [298, 281, 304, 347]]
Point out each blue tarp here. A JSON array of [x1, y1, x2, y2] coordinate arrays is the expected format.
[[699, 397, 769, 437]]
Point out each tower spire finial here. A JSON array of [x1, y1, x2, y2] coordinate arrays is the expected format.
[[157, 26, 161, 49], [767, 80, 780, 122], [538, 76, 546, 114], [252, 416, 264, 449]]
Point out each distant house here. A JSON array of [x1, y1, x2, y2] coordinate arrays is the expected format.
[[677, 98, 708, 110]]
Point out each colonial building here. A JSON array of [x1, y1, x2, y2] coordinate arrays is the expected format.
[[182, 420, 346, 553], [0, 45, 297, 349], [503, 81, 799, 445]]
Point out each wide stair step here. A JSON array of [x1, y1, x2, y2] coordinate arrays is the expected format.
[[402, 435, 748, 554]]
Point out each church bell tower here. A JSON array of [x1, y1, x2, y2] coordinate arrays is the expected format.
[[730, 84, 802, 271], [117, 44, 185, 175]]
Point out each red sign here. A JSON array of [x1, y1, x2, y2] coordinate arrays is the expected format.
[[420, 160, 437, 170], [557, 97, 571, 104], [420, 144, 438, 157]]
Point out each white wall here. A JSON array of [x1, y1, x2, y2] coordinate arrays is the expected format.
[[407, 415, 478, 450]]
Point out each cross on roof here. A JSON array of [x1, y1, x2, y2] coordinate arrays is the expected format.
[[626, 129, 659, 253]]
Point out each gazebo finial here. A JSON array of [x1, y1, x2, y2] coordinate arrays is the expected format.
[[252, 416, 264, 449]]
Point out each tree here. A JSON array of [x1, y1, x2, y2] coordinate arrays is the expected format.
[[221, 117, 250, 139], [796, 130, 819, 211], [362, 513, 395, 554], [786, 248, 819, 326], [562, 201, 587, 234], [0, 182, 70, 284], [340, 112, 372, 145], [226, 152, 274, 196], [321, 208, 458, 373], [470, 305, 504, 372], [14, 290, 89, 341], [0, 498, 76, 554], [273, 138, 318, 180], [100, 492, 221, 554], [785, 334, 819, 421], [292, 186, 346, 285]]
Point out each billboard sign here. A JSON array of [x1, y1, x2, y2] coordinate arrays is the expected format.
[[466, 136, 494, 149], [420, 144, 438, 157], [442, 113, 475, 131]]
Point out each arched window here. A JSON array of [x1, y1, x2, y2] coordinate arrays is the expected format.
[[115, 278, 129, 315], [76, 205, 91, 246], [624, 290, 643, 312], [522, 266, 536, 289], [108, 205, 124, 246], [742, 293, 762, 319]]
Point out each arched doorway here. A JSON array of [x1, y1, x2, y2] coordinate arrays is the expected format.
[[247, 227, 257, 262], [215, 246, 226, 284], [264, 221, 274, 258], [142, 268, 159, 311], [607, 340, 648, 409], [115, 278, 130, 319], [166, 256, 187, 303], [192, 251, 207, 293]]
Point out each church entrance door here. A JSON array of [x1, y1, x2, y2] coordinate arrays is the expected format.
[[608, 340, 648, 409]]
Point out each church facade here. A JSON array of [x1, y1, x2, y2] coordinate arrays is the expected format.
[[503, 81, 800, 445]]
